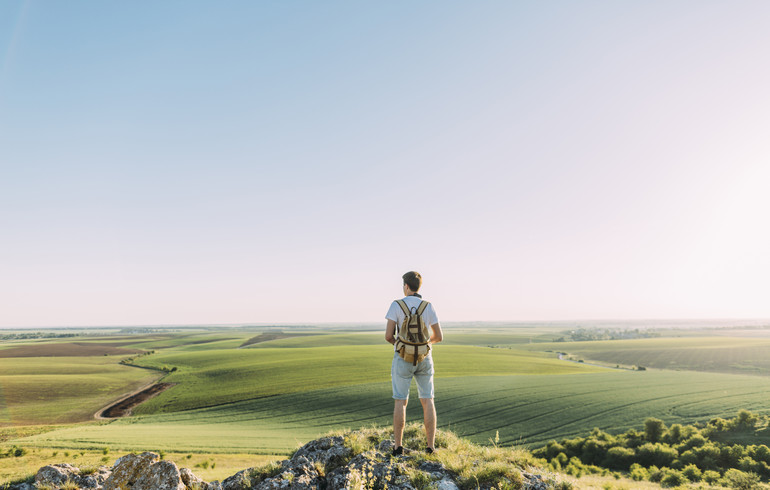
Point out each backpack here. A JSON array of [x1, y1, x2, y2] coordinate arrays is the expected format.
[[394, 299, 431, 365]]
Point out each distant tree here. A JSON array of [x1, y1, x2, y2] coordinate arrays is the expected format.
[[645, 418, 666, 442], [682, 463, 702, 482], [660, 468, 687, 487], [637, 442, 678, 468], [737, 410, 760, 430], [603, 446, 635, 470]]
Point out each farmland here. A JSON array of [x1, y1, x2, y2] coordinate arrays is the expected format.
[[519, 335, 770, 375], [3, 322, 770, 484]]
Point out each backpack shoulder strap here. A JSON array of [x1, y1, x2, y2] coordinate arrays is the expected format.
[[395, 300, 410, 316], [416, 300, 430, 316]]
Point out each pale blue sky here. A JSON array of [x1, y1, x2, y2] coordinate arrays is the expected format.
[[1, 1, 769, 327]]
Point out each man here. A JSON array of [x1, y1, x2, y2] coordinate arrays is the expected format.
[[385, 271, 443, 456]]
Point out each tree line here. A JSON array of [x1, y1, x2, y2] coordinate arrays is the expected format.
[[533, 410, 769, 488]]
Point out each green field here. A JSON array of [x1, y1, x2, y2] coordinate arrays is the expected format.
[[5, 324, 770, 484], [521, 336, 770, 375], [0, 356, 159, 425], [127, 343, 597, 414], [13, 370, 770, 455]]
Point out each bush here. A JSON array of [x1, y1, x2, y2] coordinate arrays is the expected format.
[[660, 469, 687, 488], [644, 418, 665, 442], [703, 470, 721, 484], [637, 442, 677, 468], [628, 463, 648, 481], [602, 446, 635, 470], [720, 468, 761, 490], [681, 463, 702, 482], [647, 466, 665, 483]]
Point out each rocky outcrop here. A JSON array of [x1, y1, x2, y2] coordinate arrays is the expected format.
[[11, 433, 564, 490]]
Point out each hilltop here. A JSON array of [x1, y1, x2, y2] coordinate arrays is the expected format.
[[5, 425, 569, 490]]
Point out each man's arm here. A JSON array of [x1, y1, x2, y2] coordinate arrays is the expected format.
[[385, 319, 397, 344], [430, 323, 443, 344]]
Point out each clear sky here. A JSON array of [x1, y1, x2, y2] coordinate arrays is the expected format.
[[1, 1, 769, 327]]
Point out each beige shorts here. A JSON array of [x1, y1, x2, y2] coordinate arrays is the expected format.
[[391, 352, 434, 399]]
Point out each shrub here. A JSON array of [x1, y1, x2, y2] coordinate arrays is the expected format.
[[703, 470, 721, 484], [750, 444, 770, 465], [660, 469, 687, 488], [628, 463, 648, 481], [602, 446, 635, 470], [644, 418, 665, 442], [681, 463, 702, 482], [720, 468, 761, 490], [636, 442, 677, 468], [647, 466, 664, 483]]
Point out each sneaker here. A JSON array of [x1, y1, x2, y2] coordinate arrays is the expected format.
[[426, 447, 435, 454], [392, 446, 403, 456]]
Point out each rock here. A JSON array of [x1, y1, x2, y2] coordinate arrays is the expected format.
[[103, 452, 184, 490], [6, 483, 35, 490], [79, 466, 113, 488], [103, 451, 160, 489], [436, 477, 460, 490], [249, 455, 323, 489], [181, 467, 222, 490], [35, 463, 80, 487], [326, 452, 410, 490], [221, 467, 258, 490], [34, 463, 112, 489], [132, 460, 186, 490], [291, 436, 351, 470]]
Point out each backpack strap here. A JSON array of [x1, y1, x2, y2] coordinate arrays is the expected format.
[[416, 301, 430, 316], [395, 300, 409, 337], [395, 300, 410, 316]]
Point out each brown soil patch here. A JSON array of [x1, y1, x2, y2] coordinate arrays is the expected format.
[[0, 342, 144, 358], [98, 383, 174, 418]]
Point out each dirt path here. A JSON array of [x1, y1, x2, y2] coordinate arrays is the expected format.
[[94, 381, 174, 419]]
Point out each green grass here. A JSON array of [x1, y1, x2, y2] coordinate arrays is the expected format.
[[0, 357, 160, 425], [523, 336, 770, 375], [127, 345, 602, 414], [12, 369, 770, 455]]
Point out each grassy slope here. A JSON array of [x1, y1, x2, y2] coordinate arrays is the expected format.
[[522, 336, 770, 375], [14, 370, 770, 454], [0, 356, 160, 425], [128, 344, 601, 414]]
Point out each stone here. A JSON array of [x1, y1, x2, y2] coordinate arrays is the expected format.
[[436, 477, 460, 490], [35, 463, 80, 487], [181, 467, 222, 490], [7, 482, 35, 490], [133, 460, 186, 490], [79, 466, 113, 488], [221, 467, 258, 490], [253, 455, 323, 489], [291, 436, 351, 470], [103, 451, 160, 490], [33, 463, 112, 489]]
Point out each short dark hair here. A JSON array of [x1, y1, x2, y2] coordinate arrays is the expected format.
[[402, 271, 422, 292]]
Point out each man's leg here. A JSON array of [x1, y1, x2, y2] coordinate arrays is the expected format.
[[420, 398, 436, 449], [393, 399, 408, 448]]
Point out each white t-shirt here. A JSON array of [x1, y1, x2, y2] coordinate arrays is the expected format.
[[386, 296, 440, 352]]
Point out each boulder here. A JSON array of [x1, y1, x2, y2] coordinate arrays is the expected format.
[[132, 460, 186, 490], [35, 463, 80, 487], [291, 436, 351, 470], [103, 452, 184, 490], [103, 452, 160, 489], [34, 463, 112, 489], [181, 467, 222, 490]]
